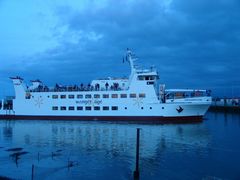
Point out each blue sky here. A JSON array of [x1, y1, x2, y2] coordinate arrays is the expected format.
[[0, 0, 240, 97]]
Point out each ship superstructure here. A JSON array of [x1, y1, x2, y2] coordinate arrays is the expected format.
[[0, 50, 212, 121]]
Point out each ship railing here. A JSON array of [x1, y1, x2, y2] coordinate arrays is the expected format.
[[28, 86, 128, 93], [164, 89, 211, 99], [159, 89, 211, 103]]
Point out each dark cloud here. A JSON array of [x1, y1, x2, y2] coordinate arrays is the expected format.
[[1, 0, 240, 98]]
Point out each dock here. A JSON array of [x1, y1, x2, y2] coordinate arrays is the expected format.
[[210, 98, 240, 112]]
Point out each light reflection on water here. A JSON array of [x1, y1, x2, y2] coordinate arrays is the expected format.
[[0, 112, 240, 180]]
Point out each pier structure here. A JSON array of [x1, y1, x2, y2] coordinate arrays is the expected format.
[[211, 97, 240, 112]]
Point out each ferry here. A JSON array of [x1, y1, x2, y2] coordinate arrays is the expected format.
[[0, 49, 212, 122]]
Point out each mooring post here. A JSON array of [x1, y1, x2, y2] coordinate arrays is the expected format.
[[133, 128, 140, 180], [15, 154, 18, 165], [31, 164, 34, 180], [68, 158, 70, 171]]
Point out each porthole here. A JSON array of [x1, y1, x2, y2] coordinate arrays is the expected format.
[[150, 107, 152, 109], [141, 107, 144, 109], [162, 107, 164, 109]]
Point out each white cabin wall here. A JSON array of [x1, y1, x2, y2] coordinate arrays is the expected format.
[[128, 74, 159, 103], [11, 78, 28, 114]]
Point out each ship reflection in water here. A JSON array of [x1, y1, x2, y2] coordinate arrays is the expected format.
[[0, 112, 240, 180]]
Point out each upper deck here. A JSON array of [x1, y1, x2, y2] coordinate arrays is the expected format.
[[27, 78, 129, 93]]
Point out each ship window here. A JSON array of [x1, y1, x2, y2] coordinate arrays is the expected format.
[[85, 94, 91, 99], [112, 94, 118, 98], [69, 106, 75, 110], [130, 94, 136, 98], [25, 92, 31, 99], [138, 76, 144, 80], [52, 106, 58, 110], [147, 82, 154, 85], [150, 76, 155, 80], [77, 94, 83, 99], [77, 106, 83, 110], [120, 94, 127, 98], [60, 95, 66, 99], [112, 106, 118, 110], [85, 106, 91, 110], [103, 106, 109, 110], [94, 94, 100, 98], [103, 94, 109, 98], [139, 93, 146, 98], [94, 106, 100, 110], [60, 106, 66, 110], [0, 102, 2, 110], [68, 95, 74, 99], [52, 95, 58, 99]]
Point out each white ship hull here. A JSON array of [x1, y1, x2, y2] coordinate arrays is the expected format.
[[0, 90, 211, 122]]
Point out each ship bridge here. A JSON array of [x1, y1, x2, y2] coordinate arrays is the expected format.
[[136, 70, 159, 82], [123, 50, 159, 102]]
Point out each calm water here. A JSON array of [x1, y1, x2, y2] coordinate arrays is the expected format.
[[0, 112, 240, 180]]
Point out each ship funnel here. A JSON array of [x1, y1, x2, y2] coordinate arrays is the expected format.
[[125, 48, 138, 75], [10, 77, 27, 99]]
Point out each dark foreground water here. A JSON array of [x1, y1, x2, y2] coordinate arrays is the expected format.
[[0, 112, 240, 180]]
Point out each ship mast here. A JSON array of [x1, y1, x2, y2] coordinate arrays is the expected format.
[[126, 48, 137, 77]]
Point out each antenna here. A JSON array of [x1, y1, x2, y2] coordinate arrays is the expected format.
[[124, 48, 136, 83], [125, 48, 137, 74]]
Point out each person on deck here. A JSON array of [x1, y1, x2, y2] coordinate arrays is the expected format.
[[105, 82, 109, 90], [80, 83, 83, 91]]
